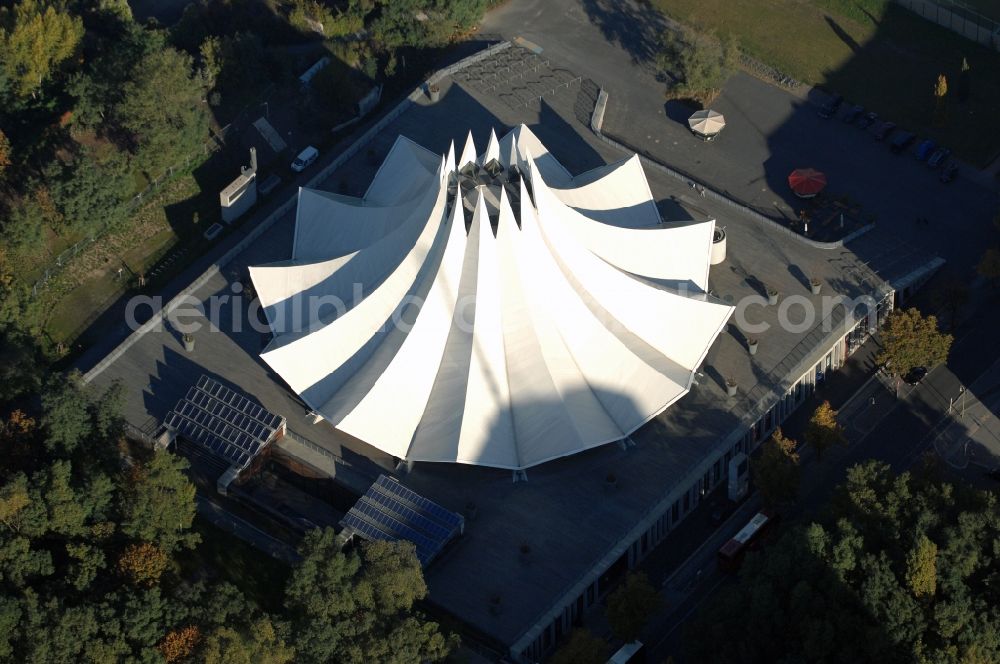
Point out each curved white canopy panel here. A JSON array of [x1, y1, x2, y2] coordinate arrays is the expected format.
[[364, 135, 441, 205], [251, 125, 734, 470], [551, 155, 660, 227]]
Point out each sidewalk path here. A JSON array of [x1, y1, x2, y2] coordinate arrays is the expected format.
[[931, 357, 1000, 471]]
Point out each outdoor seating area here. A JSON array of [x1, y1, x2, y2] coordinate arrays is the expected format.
[[792, 193, 871, 242]]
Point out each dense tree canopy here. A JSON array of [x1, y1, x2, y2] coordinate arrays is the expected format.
[[285, 528, 455, 664], [1, 376, 455, 662], [686, 460, 1000, 663]]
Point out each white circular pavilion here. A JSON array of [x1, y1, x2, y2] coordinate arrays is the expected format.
[[250, 125, 733, 469]]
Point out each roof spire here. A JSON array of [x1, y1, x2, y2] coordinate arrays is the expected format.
[[459, 131, 477, 169]]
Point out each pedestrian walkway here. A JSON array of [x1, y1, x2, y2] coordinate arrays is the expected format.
[[931, 356, 1000, 470]]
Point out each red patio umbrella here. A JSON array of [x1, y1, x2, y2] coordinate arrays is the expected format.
[[788, 168, 827, 198]]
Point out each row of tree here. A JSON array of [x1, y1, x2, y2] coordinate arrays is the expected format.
[[0, 375, 454, 662]]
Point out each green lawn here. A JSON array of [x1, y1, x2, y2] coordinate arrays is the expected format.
[[654, 0, 1000, 166], [39, 174, 218, 345]]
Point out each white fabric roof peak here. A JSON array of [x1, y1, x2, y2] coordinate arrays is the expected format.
[[459, 130, 477, 169]]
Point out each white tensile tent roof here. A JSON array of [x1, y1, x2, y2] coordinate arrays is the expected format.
[[250, 125, 734, 470]]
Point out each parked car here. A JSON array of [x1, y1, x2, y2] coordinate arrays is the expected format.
[[818, 94, 843, 119], [903, 366, 928, 385], [291, 145, 319, 172], [927, 147, 951, 169], [873, 121, 897, 141], [914, 139, 936, 161], [939, 161, 958, 183], [842, 104, 864, 123], [858, 111, 878, 129], [889, 130, 915, 153]]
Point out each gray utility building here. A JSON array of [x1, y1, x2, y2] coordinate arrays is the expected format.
[[81, 45, 943, 663]]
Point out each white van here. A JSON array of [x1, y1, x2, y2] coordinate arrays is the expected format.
[[291, 145, 319, 172]]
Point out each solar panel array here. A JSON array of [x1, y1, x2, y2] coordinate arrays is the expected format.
[[163, 376, 283, 470], [340, 475, 464, 566]]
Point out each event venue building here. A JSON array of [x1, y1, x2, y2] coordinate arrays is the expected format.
[[249, 125, 734, 471], [82, 87, 936, 660]]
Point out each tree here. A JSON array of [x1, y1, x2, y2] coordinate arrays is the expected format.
[[958, 56, 970, 102], [284, 530, 454, 664], [0, 129, 10, 178], [550, 628, 608, 664], [605, 571, 661, 643], [656, 25, 738, 103], [40, 375, 91, 456], [115, 39, 208, 174], [67, 22, 150, 130], [805, 401, 846, 461], [904, 534, 937, 598], [979, 210, 1000, 284], [0, 0, 84, 99], [119, 451, 199, 553], [933, 73, 948, 126], [876, 307, 953, 379], [686, 460, 1000, 663], [48, 146, 132, 235], [199, 618, 295, 664], [753, 428, 800, 507], [158, 625, 201, 663], [977, 246, 1000, 283], [0, 379, 298, 664], [117, 542, 169, 586], [0, 327, 43, 403], [199, 32, 266, 99]]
